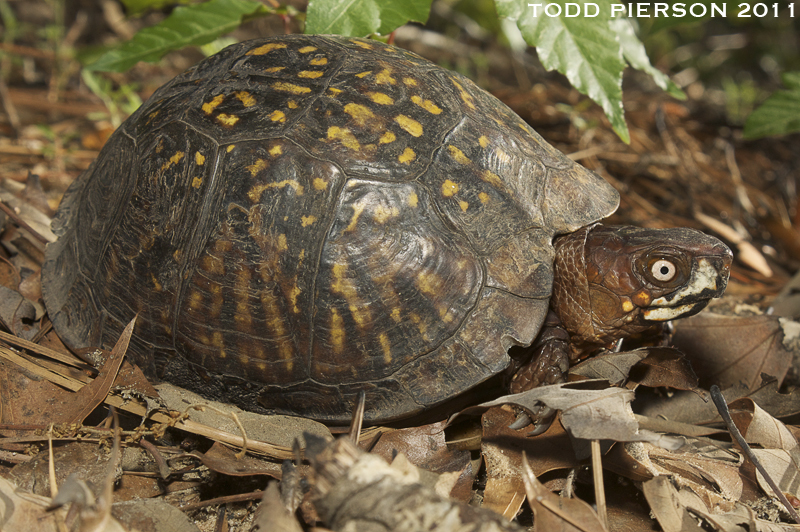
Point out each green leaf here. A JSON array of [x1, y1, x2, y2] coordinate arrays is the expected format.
[[86, 0, 268, 72], [497, 0, 629, 143], [119, 0, 193, 17], [305, 0, 431, 36], [611, 17, 685, 100], [743, 72, 800, 139]]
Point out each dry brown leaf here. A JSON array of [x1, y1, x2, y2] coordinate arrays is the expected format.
[[628, 347, 699, 390], [570, 350, 650, 385], [521, 453, 608, 532], [309, 436, 524, 532], [250, 482, 304, 532], [643, 475, 800, 532], [191, 442, 283, 478], [463, 380, 678, 446], [608, 439, 746, 512], [672, 312, 794, 391], [729, 398, 800, 500], [0, 476, 68, 532]]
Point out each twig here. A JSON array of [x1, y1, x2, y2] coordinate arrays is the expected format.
[[591, 440, 608, 530], [710, 385, 800, 524]]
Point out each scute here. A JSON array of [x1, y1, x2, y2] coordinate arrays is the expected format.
[[41, 34, 620, 424]]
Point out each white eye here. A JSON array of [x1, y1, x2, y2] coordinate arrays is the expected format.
[[651, 259, 677, 282]]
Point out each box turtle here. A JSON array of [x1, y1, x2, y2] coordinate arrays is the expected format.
[[42, 35, 732, 424]]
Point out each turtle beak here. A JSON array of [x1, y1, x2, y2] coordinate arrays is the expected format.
[[643, 243, 732, 322]]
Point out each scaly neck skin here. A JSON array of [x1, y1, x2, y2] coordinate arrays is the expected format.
[[551, 224, 732, 354]]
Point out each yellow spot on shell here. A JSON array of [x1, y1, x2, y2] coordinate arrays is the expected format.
[[195, 152, 206, 165], [289, 285, 301, 314], [301, 215, 316, 227], [188, 289, 203, 309], [235, 91, 257, 107], [298, 70, 324, 78], [264, 66, 284, 73], [452, 79, 476, 109], [277, 234, 288, 251], [351, 40, 373, 49], [398, 147, 415, 164], [327, 126, 361, 151], [480, 169, 503, 188], [192, 176, 203, 188], [373, 205, 399, 223], [227, 145, 235, 152], [272, 82, 312, 94], [394, 115, 423, 137], [447, 145, 471, 165], [459, 200, 469, 212], [345, 202, 366, 232], [269, 144, 283, 156], [217, 113, 239, 126], [379, 333, 391, 363], [356, 71, 371, 78], [160, 151, 185, 171], [248, 180, 304, 201], [442, 179, 459, 197], [344, 103, 376, 126], [150, 273, 162, 292], [479, 135, 489, 148], [269, 110, 286, 122], [246, 159, 267, 176], [375, 69, 396, 85], [622, 300, 634, 312], [310, 57, 328, 65], [287, 100, 298, 109], [332, 263, 370, 328], [403, 77, 417, 87], [379, 131, 396, 144], [299, 45, 318, 53], [411, 95, 442, 114], [247, 42, 287, 55], [416, 272, 440, 295], [408, 192, 418, 207], [202, 94, 225, 114], [368, 92, 394, 105], [330, 308, 345, 353], [328, 87, 343, 96], [313, 178, 328, 191], [478, 192, 489, 204], [391, 308, 401, 322]]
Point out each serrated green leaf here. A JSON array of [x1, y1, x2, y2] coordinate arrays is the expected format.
[[743, 73, 800, 139], [610, 16, 684, 100], [305, 0, 431, 36], [119, 0, 193, 17], [497, 0, 629, 143], [86, 0, 268, 72]]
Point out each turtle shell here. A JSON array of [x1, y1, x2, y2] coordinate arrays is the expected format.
[[42, 35, 619, 423]]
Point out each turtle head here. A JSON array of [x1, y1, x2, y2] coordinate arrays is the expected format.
[[551, 224, 732, 347]]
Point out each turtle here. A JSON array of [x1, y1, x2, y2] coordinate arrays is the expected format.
[[41, 34, 733, 425]]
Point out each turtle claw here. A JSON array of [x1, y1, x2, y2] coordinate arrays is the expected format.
[[507, 404, 556, 436], [508, 411, 532, 430], [526, 406, 556, 436]]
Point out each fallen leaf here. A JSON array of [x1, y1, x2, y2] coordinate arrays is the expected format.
[[672, 312, 794, 391], [521, 453, 608, 532]]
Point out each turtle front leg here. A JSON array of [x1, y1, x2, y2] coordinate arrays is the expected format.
[[510, 311, 572, 393], [508, 311, 574, 434]]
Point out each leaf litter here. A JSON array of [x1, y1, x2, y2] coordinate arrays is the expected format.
[[3, 11, 800, 530]]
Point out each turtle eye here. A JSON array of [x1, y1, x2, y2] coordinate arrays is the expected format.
[[651, 259, 677, 282]]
